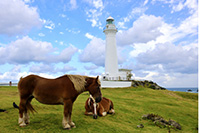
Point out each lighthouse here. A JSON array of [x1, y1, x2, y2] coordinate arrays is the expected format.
[[103, 16, 119, 80]]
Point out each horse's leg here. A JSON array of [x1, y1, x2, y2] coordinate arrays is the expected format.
[[62, 99, 73, 129], [24, 96, 33, 124], [84, 111, 93, 115], [68, 103, 76, 128], [18, 98, 27, 127], [24, 111, 30, 124], [108, 101, 115, 114], [99, 105, 107, 117]]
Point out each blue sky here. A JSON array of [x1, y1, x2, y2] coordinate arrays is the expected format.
[[0, 0, 198, 88]]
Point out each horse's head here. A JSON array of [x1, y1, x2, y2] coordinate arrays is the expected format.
[[88, 95, 99, 119], [85, 76, 102, 103]]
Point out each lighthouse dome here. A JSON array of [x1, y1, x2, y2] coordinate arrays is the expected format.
[[106, 16, 114, 21]]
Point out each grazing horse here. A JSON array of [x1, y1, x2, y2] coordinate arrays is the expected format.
[[85, 95, 115, 119], [18, 74, 102, 130]]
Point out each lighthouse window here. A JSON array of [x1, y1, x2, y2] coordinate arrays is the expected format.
[[107, 20, 113, 24]]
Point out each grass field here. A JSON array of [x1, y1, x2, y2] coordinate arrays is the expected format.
[[0, 86, 198, 133]]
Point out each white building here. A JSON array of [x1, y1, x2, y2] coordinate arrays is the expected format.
[[102, 16, 132, 81], [118, 69, 132, 80]]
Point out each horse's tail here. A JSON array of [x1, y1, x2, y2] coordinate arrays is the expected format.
[[13, 96, 36, 114], [26, 96, 37, 114]]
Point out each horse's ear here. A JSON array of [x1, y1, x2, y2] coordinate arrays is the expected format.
[[96, 76, 101, 85]]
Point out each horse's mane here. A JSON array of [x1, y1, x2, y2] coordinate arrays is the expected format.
[[67, 75, 87, 93]]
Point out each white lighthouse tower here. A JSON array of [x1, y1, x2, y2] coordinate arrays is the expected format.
[[103, 16, 119, 80]]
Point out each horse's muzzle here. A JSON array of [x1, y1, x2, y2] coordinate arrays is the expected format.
[[95, 97, 102, 103], [93, 114, 98, 119]]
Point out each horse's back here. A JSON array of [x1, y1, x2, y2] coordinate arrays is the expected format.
[[18, 74, 67, 89], [18, 74, 78, 105], [100, 97, 113, 111]]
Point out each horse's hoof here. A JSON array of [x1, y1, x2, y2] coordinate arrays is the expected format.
[[70, 122, 76, 128], [63, 124, 71, 130], [102, 112, 107, 116], [25, 120, 30, 124], [71, 125, 76, 128], [19, 123, 26, 127], [64, 127, 71, 130]]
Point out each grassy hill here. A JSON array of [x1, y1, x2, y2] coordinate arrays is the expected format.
[[0, 86, 198, 133]]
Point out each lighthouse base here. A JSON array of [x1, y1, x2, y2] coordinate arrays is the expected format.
[[102, 70, 131, 81], [101, 81, 132, 88]]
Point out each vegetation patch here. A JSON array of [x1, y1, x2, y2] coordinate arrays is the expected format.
[[131, 80, 166, 90], [142, 113, 181, 132]]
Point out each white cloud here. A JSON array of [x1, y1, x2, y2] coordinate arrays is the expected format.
[[128, 9, 198, 57], [30, 63, 54, 73], [0, 66, 28, 82], [85, 0, 104, 28], [84, 64, 98, 70], [0, 36, 78, 64], [129, 41, 155, 57], [0, 36, 53, 64], [176, 11, 198, 36], [38, 33, 45, 37], [93, 0, 104, 11], [143, 0, 149, 6], [79, 37, 105, 66], [23, 0, 34, 3], [59, 14, 66, 18], [184, 0, 198, 13], [0, 0, 41, 36], [153, 0, 198, 14], [0, 65, 58, 82], [29, 63, 76, 73], [171, 1, 184, 13], [43, 20, 55, 30], [57, 45, 78, 63], [161, 73, 198, 88], [86, 9, 102, 28], [158, 11, 198, 44], [59, 65, 77, 72], [66, 28, 80, 34], [117, 14, 163, 46], [135, 42, 198, 74], [134, 70, 198, 88], [125, 7, 198, 88], [84, 0, 104, 10], [117, 7, 147, 29], [171, 0, 198, 14], [70, 0, 77, 10], [135, 71, 159, 81], [85, 33, 94, 39], [59, 41, 64, 45]]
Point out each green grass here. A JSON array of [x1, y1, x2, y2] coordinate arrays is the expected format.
[[0, 86, 198, 133]]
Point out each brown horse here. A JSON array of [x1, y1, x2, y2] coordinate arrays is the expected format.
[[18, 74, 102, 130], [85, 95, 115, 119]]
